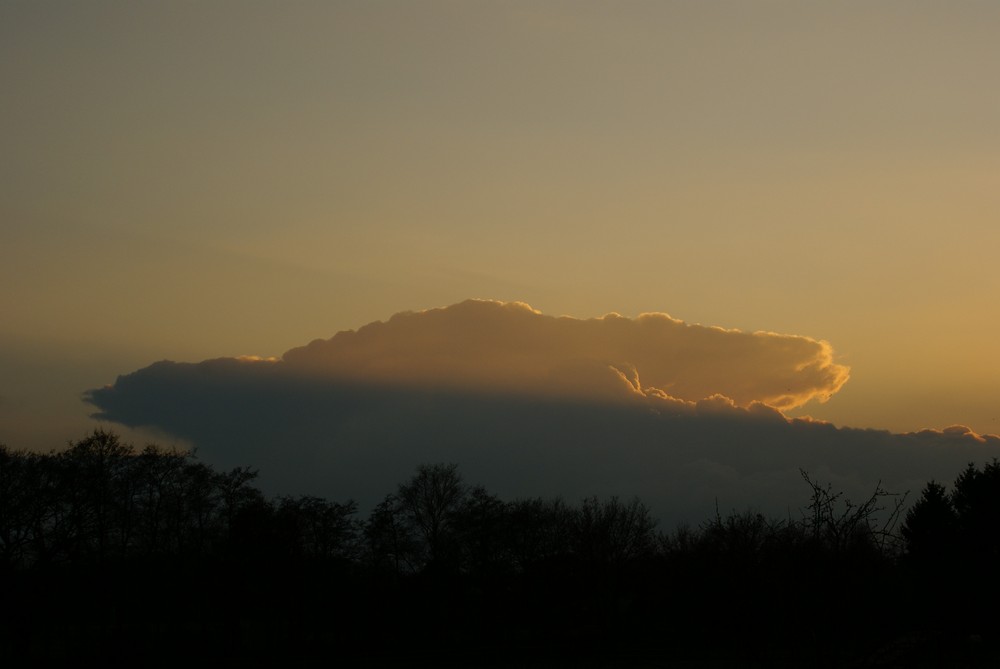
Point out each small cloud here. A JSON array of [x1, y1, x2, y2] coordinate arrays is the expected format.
[[695, 394, 739, 415], [235, 355, 280, 363], [909, 424, 989, 444]]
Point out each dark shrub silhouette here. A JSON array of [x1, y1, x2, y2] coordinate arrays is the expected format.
[[901, 480, 957, 564], [951, 459, 1000, 563], [901, 460, 1000, 634]]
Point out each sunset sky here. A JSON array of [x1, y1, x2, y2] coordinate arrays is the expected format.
[[3, 2, 1000, 510]]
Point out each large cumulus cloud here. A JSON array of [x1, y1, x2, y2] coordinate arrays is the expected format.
[[279, 299, 849, 409], [86, 300, 998, 526]]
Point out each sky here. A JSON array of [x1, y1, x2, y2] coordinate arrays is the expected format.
[[3, 2, 1000, 519]]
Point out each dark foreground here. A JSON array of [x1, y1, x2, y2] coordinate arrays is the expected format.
[[2, 431, 998, 667]]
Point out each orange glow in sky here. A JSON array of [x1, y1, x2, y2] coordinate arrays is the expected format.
[[2, 2, 1000, 451]]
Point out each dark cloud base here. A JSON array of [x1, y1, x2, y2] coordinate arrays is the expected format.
[[87, 359, 1000, 527]]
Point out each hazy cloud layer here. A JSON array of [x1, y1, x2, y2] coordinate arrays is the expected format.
[[84, 301, 1000, 526], [280, 299, 849, 409]]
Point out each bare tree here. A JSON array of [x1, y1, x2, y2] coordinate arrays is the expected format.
[[575, 496, 658, 565], [365, 493, 420, 575], [0, 446, 41, 568], [397, 463, 466, 566], [799, 469, 907, 556], [275, 495, 359, 560]]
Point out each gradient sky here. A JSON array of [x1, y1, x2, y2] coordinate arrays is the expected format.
[[3, 1, 1000, 453]]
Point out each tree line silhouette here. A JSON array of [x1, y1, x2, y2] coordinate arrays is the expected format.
[[1, 429, 998, 666]]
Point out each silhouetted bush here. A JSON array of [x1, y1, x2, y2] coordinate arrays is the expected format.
[[900, 460, 1000, 635]]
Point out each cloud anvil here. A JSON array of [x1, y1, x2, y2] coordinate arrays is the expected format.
[[86, 300, 996, 526], [275, 299, 849, 409]]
